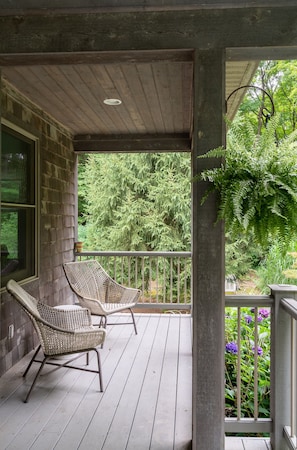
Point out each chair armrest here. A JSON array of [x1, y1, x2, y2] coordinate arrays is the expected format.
[[37, 302, 92, 330], [105, 279, 141, 304], [120, 287, 142, 304]]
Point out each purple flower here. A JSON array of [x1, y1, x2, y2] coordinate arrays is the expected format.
[[252, 345, 263, 356], [257, 315, 263, 323], [244, 314, 253, 324], [250, 307, 270, 319], [259, 308, 270, 318], [226, 342, 238, 354]]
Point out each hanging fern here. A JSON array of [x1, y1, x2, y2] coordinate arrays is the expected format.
[[197, 114, 297, 246]]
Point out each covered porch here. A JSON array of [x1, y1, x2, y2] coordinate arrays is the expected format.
[[1, 2, 297, 450]]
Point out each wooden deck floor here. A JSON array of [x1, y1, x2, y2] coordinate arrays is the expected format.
[[225, 437, 271, 450], [0, 314, 271, 449]]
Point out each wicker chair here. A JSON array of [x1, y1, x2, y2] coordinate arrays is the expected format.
[[63, 260, 141, 334], [6, 279, 106, 403]]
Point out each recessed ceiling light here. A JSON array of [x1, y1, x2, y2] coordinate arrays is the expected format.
[[103, 98, 122, 106]]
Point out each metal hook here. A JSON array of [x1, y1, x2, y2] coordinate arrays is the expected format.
[[226, 84, 275, 119]]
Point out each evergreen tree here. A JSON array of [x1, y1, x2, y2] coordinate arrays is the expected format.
[[79, 153, 191, 252]]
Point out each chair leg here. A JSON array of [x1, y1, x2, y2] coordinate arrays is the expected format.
[[23, 345, 42, 378], [24, 355, 49, 403], [93, 348, 103, 392], [129, 308, 138, 335], [99, 316, 107, 348], [99, 315, 107, 328]]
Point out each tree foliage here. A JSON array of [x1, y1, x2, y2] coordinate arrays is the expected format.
[[240, 60, 297, 138], [79, 153, 191, 251]]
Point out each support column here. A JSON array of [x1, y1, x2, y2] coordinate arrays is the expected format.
[[192, 49, 226, 450]]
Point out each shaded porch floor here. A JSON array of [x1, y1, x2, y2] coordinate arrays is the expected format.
[[0, 313, 270, 449]]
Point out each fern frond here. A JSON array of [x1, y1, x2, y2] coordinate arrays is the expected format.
[[197, 113, 297, 246]]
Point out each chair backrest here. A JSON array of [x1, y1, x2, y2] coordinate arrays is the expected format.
[[6, 279, 40, 320], [64, 260, 110, 303], [6, 279, 49, 351]]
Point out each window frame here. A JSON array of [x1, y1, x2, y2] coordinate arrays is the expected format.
[[1, 119, 39, 288]]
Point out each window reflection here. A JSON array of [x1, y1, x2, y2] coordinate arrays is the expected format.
[[1, 131, 33, 204], [1, 124, 36, 287]]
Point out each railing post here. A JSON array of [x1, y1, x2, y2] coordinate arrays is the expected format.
[[270, 284, 297, 450]]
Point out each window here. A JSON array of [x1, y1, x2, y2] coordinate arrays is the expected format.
[[1, 122, 38, 287]]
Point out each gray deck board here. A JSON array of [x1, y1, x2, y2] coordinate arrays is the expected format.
[[225, 437, 271, 449], [0, 314, 270, 450]]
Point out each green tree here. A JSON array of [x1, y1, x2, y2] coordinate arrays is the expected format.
[[79, 152, 191, 252], [240, 60, 297, 138]]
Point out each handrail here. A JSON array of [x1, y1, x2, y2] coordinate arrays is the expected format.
[[226, 295, 272, 307], [76, 250, 191, 258], [281, 296, 297, 450], [75, 250, 192, 310], [281, 297, 297, 321]]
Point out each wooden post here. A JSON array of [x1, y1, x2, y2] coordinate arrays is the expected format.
[[191, 49, 226, 449]]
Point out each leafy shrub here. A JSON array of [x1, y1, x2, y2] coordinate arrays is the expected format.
[[256, 241, 297, 294], [225, 307, 271, 418]]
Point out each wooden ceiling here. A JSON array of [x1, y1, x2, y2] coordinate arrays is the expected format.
[[1, 52, 257, 152], [2, 2, 297, 152]]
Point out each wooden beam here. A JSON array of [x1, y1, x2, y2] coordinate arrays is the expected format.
[[227, 46, 297, 61], [73, 133, 191, 152], [0, 7, 296, 58], [1, 0, 297, 15], [0, 49, 193, 67]]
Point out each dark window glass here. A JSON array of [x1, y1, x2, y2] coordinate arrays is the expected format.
[[1, 125, 36, 287], [1, 131, 34, 204]]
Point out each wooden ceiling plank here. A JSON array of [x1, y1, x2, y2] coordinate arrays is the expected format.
[[121, 64, 157, 134], [42, 65, 97, 132], [105, 64, 146, 133], [58, 64, 111, 134], [4, 66, 82, 131], [153, 63, 174, 134], [136, 63, 165, 132], [71, 64, 117, 134], [91, 64, 133, 134], [168, 63, 184, 133]]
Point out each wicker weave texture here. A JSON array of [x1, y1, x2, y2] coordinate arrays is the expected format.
[[6, 279, 106, 356], [64, 260, 141, 316]]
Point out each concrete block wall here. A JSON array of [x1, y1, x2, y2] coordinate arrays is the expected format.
[[0, 80, 76, 375]]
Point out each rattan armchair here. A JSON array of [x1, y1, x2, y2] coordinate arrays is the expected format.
[[63, 260, 141, 334], [6, 279, 106, 403]]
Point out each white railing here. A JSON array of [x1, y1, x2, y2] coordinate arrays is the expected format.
[[224, 295, 273, 436], [75, 251, 191, 311]]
